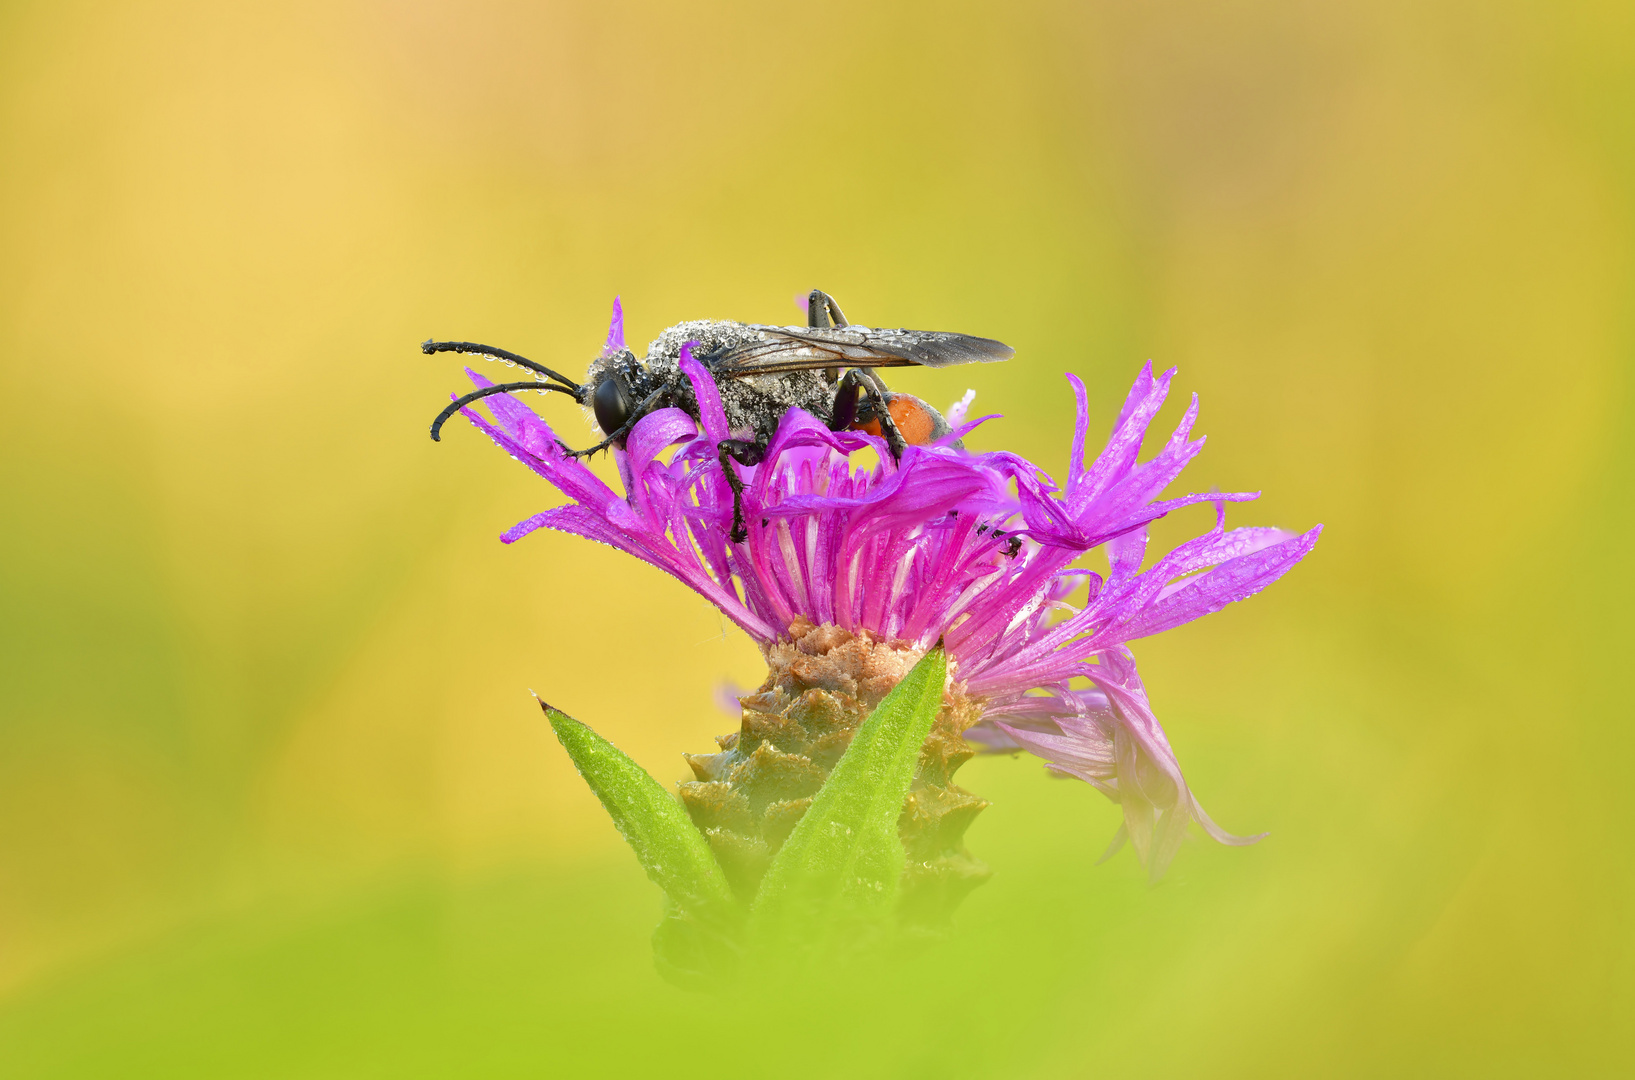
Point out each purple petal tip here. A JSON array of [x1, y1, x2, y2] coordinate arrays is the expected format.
[[601, 296, 625, 357]]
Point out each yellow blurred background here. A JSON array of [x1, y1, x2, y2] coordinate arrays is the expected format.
[[1, 0, 1630, 1075]]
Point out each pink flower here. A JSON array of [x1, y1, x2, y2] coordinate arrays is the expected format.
[[452, 302, 1320, 880]]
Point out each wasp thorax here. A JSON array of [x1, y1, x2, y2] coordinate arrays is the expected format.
[[591, 372, 635, 436]]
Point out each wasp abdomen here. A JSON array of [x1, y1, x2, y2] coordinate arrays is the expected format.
[[851, 393, 953, 447]]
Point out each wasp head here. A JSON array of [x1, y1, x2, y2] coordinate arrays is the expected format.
[[589, 349, 641, 437]]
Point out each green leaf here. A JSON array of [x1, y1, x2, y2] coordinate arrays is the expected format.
[[542, 701, 738, 927], [748, 646, 947, 941]]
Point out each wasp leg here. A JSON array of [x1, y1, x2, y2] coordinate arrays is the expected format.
[[830, 368, 909, 461], [563, 388, 668, 459], [806, 288, 849, 329], [717, 438, 766, 543], [808, 289, 849, 383]]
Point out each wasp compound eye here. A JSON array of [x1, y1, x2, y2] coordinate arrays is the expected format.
[[591, 375, 635, 436]]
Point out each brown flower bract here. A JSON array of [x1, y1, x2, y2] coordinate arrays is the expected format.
[[680, 617, 991, 926]]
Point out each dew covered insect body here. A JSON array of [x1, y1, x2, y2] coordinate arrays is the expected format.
[[425, 290, 1014, 539]]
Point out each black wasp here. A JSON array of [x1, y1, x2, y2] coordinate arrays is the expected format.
[[424, 288, 1013, 540]]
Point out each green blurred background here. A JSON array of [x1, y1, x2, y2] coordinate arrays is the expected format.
[[2, 0, 1630, 1075]]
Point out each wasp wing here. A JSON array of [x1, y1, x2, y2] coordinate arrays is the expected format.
[[709, 325, 1014, 377]]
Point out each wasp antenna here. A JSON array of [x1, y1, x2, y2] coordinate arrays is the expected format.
[[421, 340, 584, 395], [430, 380, 580, 442]]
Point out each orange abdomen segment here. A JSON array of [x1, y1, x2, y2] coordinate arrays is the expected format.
[[852, 394, 940, 445]]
